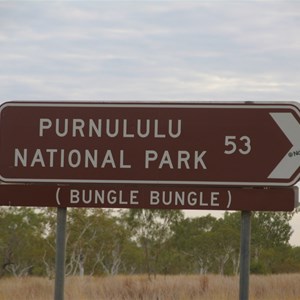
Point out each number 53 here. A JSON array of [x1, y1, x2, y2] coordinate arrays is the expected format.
[[224, 136, 251, 155]]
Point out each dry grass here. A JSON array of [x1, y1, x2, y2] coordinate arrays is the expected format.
[[0, 274, 300, 300]]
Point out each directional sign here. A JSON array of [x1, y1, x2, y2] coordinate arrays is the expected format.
[[0, 184, 297, 211], [0, 101, 300, 186]]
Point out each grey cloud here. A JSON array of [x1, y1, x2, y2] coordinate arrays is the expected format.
[[1, 1, 300, 102]]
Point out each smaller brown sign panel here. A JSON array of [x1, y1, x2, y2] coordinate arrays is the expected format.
[[0, 184, 297, 211]]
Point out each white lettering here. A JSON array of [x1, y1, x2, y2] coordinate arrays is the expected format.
[[68, 150, 81, 168], [211, 192, 220, 206], [130, 190, 139, 205], [169, 120, 181, 138], [187, 192, 197, 206], [39, 119, 52, 137], [178, 151, 190, 169], [120, 150, 131, 168], [199, 192, 208, 206], [150, 191, 160, 205], [31, 149, 45, 167], [149, 190, 220, 208], [194, 151, 207, 169], [137, 119, 150, 138], [89, 119, 102, 137], [70, 189, 80, 203], [145, 150, 158, 168], [72, 119, 85, 137], [68, 189, 140, 206], [56, 118, 68, 137], [82, 190, 92, 204], [60, 149, 65, 167], [154, 119, 166, 138], [174, 192, 184, 206], [95, 190, 105, 204], [85, 149, 98, 168], [106, 119, 119, 137], [38, 118, 181, 139], [145, 150, 207, 170], [123, 120, 134, 138], [159, 151, 174, 169], [13, 148, 132, 169], [46, 149, 58, 167], [107, 190, 117, 204], [101, 150, 116, 168], [14, 148, 27, 167]]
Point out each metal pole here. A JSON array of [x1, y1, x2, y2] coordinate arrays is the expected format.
[[239, 211, 251, 300], [54, 207, 67, 300]]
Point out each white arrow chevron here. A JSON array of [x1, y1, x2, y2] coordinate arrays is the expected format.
[[268, 112, 300, 179]]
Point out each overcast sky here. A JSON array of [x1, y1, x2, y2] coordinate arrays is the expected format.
[[1, 1, 300, 102], [1, 1, 300, 244]]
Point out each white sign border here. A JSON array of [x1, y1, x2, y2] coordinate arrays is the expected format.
[[1, 101, 299, 187]]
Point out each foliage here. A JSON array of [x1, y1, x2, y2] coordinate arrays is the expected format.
[[0, 207, 299, 277], [122, 209, 184, 277], [0, 207, 46, 277]]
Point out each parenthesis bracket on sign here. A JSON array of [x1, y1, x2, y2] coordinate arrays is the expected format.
[[227, 190, 232, 209], [56, 187, 61, 206]]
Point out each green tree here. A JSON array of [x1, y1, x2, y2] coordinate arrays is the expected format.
[[171, 215, 217, 274], [251, 211, 294, 273], [65, 208, 134, 276], [123, 209, 184, 278], [211, 214, 240, 275], [0, 207, 46, 277]]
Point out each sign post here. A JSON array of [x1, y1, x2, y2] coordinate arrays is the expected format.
[[54, 207, 67, 300], [239, 211, 251, 300]]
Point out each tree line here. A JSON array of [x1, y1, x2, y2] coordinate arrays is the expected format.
[[0, 207, 299, 278]]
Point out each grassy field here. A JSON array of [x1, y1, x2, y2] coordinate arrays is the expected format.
[[0, 274, 300, 300]]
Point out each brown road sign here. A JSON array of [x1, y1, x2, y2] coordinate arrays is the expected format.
[[0, 101, 300, 186], [0, 184, 297, 211]]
